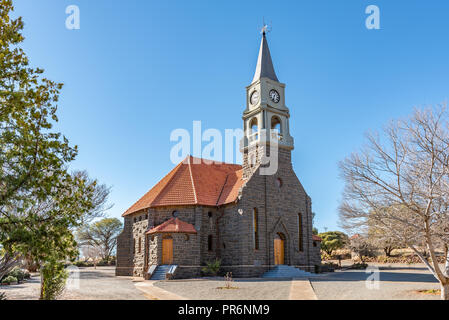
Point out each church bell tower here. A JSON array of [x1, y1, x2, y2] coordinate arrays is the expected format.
[[241, 29, 294, 179]]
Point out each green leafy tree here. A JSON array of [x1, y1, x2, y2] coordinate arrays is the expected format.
[[318, 231, 348, 256], [5, 172, 98, 299], [0, 0, 76, 212], [77, 218, 123, 262], [0, 2, 103, 299]]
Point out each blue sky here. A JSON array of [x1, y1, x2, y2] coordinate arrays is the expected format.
[[12, 0, 449, 233]]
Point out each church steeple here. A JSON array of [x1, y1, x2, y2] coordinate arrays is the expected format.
[[241, 29, 295, 179], [252, 32, 279, 84]]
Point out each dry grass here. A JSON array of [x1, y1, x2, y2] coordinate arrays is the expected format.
[[415, 289, 441, 295]]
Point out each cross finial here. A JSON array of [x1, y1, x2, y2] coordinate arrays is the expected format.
[[261, 18, 272, 35]]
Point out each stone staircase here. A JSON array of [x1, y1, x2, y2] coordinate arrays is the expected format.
[[262, 265, 312, 279], [150, 265, 172, 280]]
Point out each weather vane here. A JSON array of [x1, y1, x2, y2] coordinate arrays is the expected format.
[[260, 18, 272, 35]]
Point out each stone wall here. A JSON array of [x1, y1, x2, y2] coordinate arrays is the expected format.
[[115, 209, 149, 277], [132, 213, 149, 277], [115, 215, 133, 276], [147, 232, 200, 267], [237, 144, 321, 272]]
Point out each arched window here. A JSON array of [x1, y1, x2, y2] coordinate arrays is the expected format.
[[271, 116, 282, 134], [250, 154, 256, 168], [298, 213, 303, 252], [250, 117, 258, 135], [138, 237, 142, 254], [172, 211, 179, 218], [253, 208, 259, 250], [208, 235, 213, 251]]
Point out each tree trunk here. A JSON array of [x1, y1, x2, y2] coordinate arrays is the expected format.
[[39, 269, 44, 300], [441, 283, 449, 300], [445, 245, 449, 278]]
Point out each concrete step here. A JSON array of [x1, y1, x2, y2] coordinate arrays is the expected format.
[[150, 265, 172, 280], [262, 265, 312, 279]]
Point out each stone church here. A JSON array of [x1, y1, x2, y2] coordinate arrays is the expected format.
[[116, 31, 321, 279]]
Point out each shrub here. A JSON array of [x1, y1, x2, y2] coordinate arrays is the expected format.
[[223, 272, 237, 289], [74, 261, 90, 267], [350, 262, 368, 269], [1, 276, 18, 285], [201, 259, 221, 276], [321, 262, 339, 272], [97, 258, 114, 266], [23, 269, 31, 279], [8, 267, 29, 283]]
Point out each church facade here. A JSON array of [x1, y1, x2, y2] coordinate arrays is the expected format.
[[116, 31, 321, 279]]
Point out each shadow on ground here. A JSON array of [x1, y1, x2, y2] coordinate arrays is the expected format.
[[312, 270, 438, 283]]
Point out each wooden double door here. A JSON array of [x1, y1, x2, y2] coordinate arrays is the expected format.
[[274, 233, 285, 265]]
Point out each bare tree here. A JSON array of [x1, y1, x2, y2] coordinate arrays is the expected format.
[[73, 170, 113, 224], [77, 218, 122, 263], [81, 245, 103, 269], [0, 248, 20, 280], [348, 234, 376, 262], [367, 215, 403, 257], [339, 104, 449, 300]]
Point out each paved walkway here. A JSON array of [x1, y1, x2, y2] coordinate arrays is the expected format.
[[289, 280, 317, 300], [134, 281, 187, 300]]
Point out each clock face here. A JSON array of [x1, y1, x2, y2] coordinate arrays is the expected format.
[[269, 89, 280, 103], [250, 91, 260, 105]]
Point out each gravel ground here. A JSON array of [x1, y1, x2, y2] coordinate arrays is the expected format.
[[1, 264, 443, 300], [0, 267, 146, 300], [154, 279, 292, 300], [310, 265, 441, 300]]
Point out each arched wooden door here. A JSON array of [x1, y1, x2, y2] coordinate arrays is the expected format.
[[274, 233, 285, 265], [162, 236, 173, 265]]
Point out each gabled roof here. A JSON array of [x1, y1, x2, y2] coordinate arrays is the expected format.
[[252, 32, 279, 84], [312, 235, 322, 242], [146, 218, 197, 234], [123, 156, 243, 216]]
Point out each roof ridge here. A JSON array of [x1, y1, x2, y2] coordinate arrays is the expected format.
[[216, 173, 229, 206], [187, 156, 198, 204], [149, 159, 187, 207]]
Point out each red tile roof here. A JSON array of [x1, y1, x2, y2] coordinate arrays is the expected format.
[[123, 156, 243, 216], [146, 218, 197, 234], [312, 235, 322, 242]]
